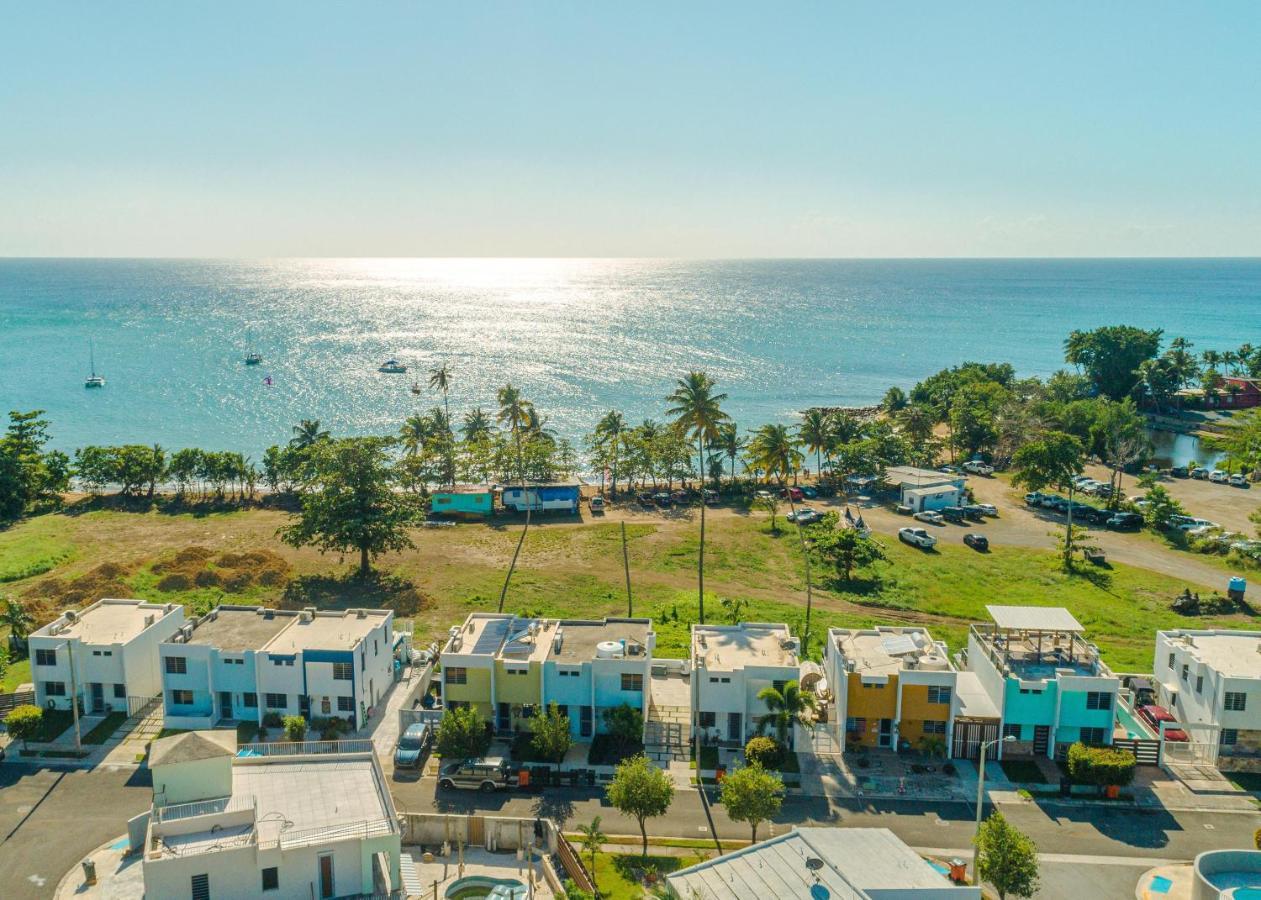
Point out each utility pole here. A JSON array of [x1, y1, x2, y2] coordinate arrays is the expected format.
[[66, 639, 82, 754], [621, 521, 633, 616]]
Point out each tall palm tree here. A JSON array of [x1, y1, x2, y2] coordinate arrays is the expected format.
[[666, 372, 729, 625], [716, 421, 745, 486], [496, 384, 535, 613], [747, 424, 803, 485], [798, 409, 830, 480], [289, 419, 329, 450], [595, 410, 626, 496], [461, 407, 492, 444], [575, 816, 607, 897], [1, 597, 35, 648], [399, 414, 433, 458], [756, 679, 816, 749], [429, 364, 454, 486]]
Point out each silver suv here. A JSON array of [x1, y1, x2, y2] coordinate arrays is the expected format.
[[438, 756, 513, 792]]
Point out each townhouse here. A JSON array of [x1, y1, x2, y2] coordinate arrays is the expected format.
[[824, 626, 957, 753], [29, 598, 185, 715], [1155, 629, 1261, 764], [439, 613, 654, 739], [160, 606, 394, 731], [691, 622, 802, 746], [966, 605, 1119, 758]]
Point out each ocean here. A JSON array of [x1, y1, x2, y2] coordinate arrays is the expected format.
[[1, 258, 1258, 463]]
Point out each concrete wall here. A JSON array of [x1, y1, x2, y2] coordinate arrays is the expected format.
[[152, 756, 233, 806], [1192, 849, 1261, 900]]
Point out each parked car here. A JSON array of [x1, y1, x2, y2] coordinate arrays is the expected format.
[[755, 489, 774, 501], [963, 461, 994, 476], [1209, 470, 1228, 484], [1186, 524, 1222, 539], [1229, 474, 1249, 488], [1024, 492, 1044, 506], [895, 503, 914, 515], [1175, 517, 1217, 532], [1039, 494, 1062, 509], [970, 503, 997, 516], [939, 464, 960, 474], [1106, 512, 1143, 531], [1137, 705, 1188, 742], [940, 506, 967, 524], [898, 527, 937, 549], [1170, 466, 1190, 478], [393, 722, 433, 770], [799, 485, 818, 499], [702, 489, 720, 504], [653, 492, 673, 508], [914, 510, 945, 525], [962, 505, 987, 521], [786, 507, 821, 525], [963, 533, 989, 551], [780, 486, 805, 501], [637, 491, 654, 508], [1190, 467, 1210, 480], [438, 756, 514, 792], [588, 495, 606, 514]]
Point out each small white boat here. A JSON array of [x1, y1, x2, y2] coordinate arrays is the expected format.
[[85, 341, 106, 388], [378, 359, 407, 374], [244, 330, 262, 365]]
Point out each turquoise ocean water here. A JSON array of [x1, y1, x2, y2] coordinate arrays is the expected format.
[[1, 258, 1258, 461]]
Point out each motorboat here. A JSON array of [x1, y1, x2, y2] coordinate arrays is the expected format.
[[378, 359, 407, 374]]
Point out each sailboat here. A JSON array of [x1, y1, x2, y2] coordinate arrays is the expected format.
[[410, 381, 422, 395], [244, 330, 263, 366], [85, 341, 106, 388]]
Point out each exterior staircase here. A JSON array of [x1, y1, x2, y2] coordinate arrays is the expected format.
[[644, 699, 691, 764]]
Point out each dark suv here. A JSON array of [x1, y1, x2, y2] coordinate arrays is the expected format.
[[438, 756, 514, 793]]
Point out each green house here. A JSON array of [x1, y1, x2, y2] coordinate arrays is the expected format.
[[430, 486, 493, 518]]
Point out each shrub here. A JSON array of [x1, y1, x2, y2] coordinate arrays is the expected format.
[[436, 706, 492, 760], [262, 710, 284, 728], [4, 704, 43, 750], [283, 715, 307, 742], [531, 702, 573, 763], [602, 703, 644, 755], [744, 736, 782, 769], [1065, 742, 1136, 790]]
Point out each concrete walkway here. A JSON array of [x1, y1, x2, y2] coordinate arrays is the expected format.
[[52, 835, 141, 900]]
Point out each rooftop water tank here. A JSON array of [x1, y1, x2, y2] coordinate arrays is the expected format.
[[596, 640, 624, 659]]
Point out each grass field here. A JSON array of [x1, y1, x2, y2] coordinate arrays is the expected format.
[[0, 501, 1253, 673]]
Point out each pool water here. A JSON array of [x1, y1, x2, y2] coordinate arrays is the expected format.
[[445, 876, 527, 900], [1227, 889, 1261, 900], [1148, 875, 1172, 894], [1116, 702, 1156, 740]]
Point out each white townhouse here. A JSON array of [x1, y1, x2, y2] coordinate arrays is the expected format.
[[1155, 629, 1261, 765], [143, 731, 402, 900], [160, 606, 394, 731], [29, 598, 185, 715], [691, 622, 802, 746]]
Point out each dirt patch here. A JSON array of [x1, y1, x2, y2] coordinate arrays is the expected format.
[[150, 546, 292, 594], [22, 561, 137, 619]]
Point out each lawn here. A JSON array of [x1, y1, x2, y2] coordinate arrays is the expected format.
[[999, 759, 1049, 784], [1, 655, 31, 692], [0, 502, 1244, 674], [25, 708, 75, 743], [589, 850, 710, 900], [82, 712, 128, 744]]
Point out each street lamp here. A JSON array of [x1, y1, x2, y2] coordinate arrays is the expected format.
[[972, 734, 1016, 882]]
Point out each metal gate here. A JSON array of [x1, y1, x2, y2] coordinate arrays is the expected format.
[[1112, 738, 1161, 765], [952, 719, 1000, 760]]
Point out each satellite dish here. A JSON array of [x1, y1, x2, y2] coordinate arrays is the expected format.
[[805, 858, 825, 872], [810, 885, 830, 900]]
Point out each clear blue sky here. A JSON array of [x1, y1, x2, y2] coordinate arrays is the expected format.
[[3, 2, 1259, 257]]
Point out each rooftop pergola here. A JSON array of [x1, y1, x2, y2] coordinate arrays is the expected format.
[[976, 605, 1100, 679]]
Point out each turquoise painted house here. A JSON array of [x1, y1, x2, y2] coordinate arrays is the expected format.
[[430, 486, 494, 518], [966, 605, 1119, 759]]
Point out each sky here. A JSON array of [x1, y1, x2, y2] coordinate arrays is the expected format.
[[2, 2, 1259, 258]]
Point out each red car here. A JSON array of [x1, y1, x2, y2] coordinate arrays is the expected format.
[[1138, 704, 1188, 741], [780, 487, 805, 501]]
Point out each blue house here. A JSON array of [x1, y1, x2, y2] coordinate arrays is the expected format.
[[499, 482, 581, 514]]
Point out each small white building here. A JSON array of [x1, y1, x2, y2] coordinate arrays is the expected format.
[[691, 622, 802, 746], [884, 465, 966, 512], [29, 598, 185, 715], [1155, 629, 1261, 767], [143, 731, 401, 900], [160, 606, 394, 731]]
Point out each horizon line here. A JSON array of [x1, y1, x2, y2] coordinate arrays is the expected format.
[[2, 255, 1260, 262]]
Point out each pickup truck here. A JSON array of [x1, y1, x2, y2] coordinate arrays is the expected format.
[[899, 527, 937, 549]]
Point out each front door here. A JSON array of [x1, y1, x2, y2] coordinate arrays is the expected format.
[[1033, 725, 1051, 756], [318, 853, 335, 899], [727, 712, 742, 743], [90, 682, 105, 714], [878, 718, 893, 748], [218, 691, 233, 720]]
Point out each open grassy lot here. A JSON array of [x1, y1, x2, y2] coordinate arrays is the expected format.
[[0, 499, 1253, 673]]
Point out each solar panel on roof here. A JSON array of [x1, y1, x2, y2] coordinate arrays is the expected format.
[[880, 634, 919, 657]]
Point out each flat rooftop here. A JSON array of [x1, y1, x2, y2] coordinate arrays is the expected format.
[[832, 628, 951, 677], [885, 465, 962, 486], [262, 610, 389, 654], [694, 623, 799, 671], [38, 599, 177, 645], [184, 607, 294, 652], [986, 605, 1084, 633], [446, 614, 554, 662], [551, 619, 651, 663], [955, 671, 1000, 720], [1163, 630, 1261, 679]]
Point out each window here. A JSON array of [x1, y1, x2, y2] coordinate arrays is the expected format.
[[519, 704, 536, 719], [845, 717, 866, 734], [1222, 729, 1239, 746], [374, 639, 378, 655], [1086, 691, 1112, 711], [699, 711, 716, 728], [446, 667, 468, 685], [1019, 687, 1043, 695], [113, 683, 126, 699], [170, 689, 194, 705], [271, 657, 294, 667], [223, 657, 243, 666], [447, 700, 467, 711], [506, 667, 528, 676], [92, 649, 111, 656], [1167, 652, 1175, 670], [1080, 727, 1106, 745], [1225, 692, 1248, 712], [164, 656, 187, 675], [35, 648, 56, 667], [554, 704, 568, 721], [772, 680, 788, 694], [580, 706, 593, 737], [261, 867, 279, 892], [191, 873, 210, 900], [1181, 664, 1189, 683], [1003, 723, 1022, 740], [560, 668, 580, 678], [1196, 675, 1204, 694], [621, 673, 644, 692], [332, 662, 353, 681], [338, 696, 354, 712], [243, 692, 258, 709], [862, 682, 880, 689], [922, 719, 946, 735], [927, 685, 951, 705], [44, 681, 67, 697], [265, 693, 287, 709]]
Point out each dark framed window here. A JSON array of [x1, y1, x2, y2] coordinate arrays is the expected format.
[[620, 673, 643, 692], [261, 866, 279, 891], [113, 683, 126, 699], [191, 873, 209, 900], [446, 667, 468, 685], [164, 656, 187, 675], [772, 679, 787, 694], [1225, 692, 1247, 712], [1079, 726, 1106, 745], [243, 692, 258, 708], [1181, 664, 1189, 683], [1222, 728, 1239, 746], [170, 689, 194, 705], [265, 693, 287, 709], [923, 719, 946, 735], [1086, 691, 1112, 711], [44, 681, 67, 697], [1003, 723, 1022, 740], [1167, 652, 1175, 670], [699, 711, 716, 728], [338, 696, 354, 712], [927, 685, 951, 705], [1196, 675, 1204, 694], [35, 648, 56, 667], [580, 706, 593, 737], [332, 662, 353, 681]]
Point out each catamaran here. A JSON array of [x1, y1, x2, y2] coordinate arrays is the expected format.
[[85, 341, 106, 388], [244, 330, 263, 365], [378, 359, 407, 374]]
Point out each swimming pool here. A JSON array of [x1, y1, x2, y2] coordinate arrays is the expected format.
[[445, 876, 527, 900], [1116, 701, 1156, 740]]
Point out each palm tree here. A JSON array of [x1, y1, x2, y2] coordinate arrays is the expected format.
[[747, 424, 803, 485], [595, 410, 626, 496], [798, 409, 830, 480], [289, 419, 329, 450], [756, 679, 816, 749], [461, 407, 493, 444], [496, 384, 535, 613], [1, 597, 35, 652], [429, 364, 454, 486], [575, 816, 607, 897], [716, 421, 745, 487], [666, 372, 729, 625], [399, 414, 433, 458]]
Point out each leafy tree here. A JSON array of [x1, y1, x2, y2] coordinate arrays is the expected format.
[[755, 492, 781, 533], [283, 715, 307, 741], [435, 706, 492, 760], [716, 421, 746, 485], [0, 646, 8, 683], [798, 410, 831, 478], [289, 418, 330, 450], [531, 702, 573, 763], [974, 811, 1040, 900], [496, 384, 536, 612], [1205, 409, 1261, 479], [720, 763, 784, 842], [1065, 743, 1136, 792], [747, 424, 803, 485], [1064, 325, 1162, 400], [1141, 484, 1185, 530], [0, 410, 70, 519], [428, 364, 455, 487], [593, 410, 627, 495], [756, 679, 815, 747], [601, 704, 644, 756], [1134, 356, 1181, 412], [882, 386, 909, 413], [5, 704, 43, 751], [807, 514, 886, 582], [666, 372, 730, 625], [719, 597, 747, 624], [575, 816, 607, 897], [279, 436, 423, 576], [606, 753, 674, 858], [1, 597, 36, 646], [1092, 398, 1150, 506], [1011, 431, 1086, 570], [743, 735, 782, 769]]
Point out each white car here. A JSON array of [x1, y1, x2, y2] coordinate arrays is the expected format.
[[963, 461, 994, 476], [913, 510, 945, 525], [1177, 517, 1217, 532], [971, 503, 998, 516], [755, 490, 773, 500], [786, 507, 821, 525], [1208, 470, 1228, 483], [899, 527, 937, 549], [1185, 525, 1221, 538], [1228, 474, 1249, 487]]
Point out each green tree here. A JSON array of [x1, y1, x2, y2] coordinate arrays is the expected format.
[[747, 423, 803, 486], [279, 436, 423, 577], [283, 715, 307, 741], [882, 386, 909, 413], [531, 702, 573, 763], [601, 704, 644, 756], [1205, 409, 1261, 479], [606, 753, 674, 858], [756, 679, 815, 748], [428, 364, 455, 487], [716, 421, 746, 485], [1141, 484, 1185, 530], [755, 492, 782, 533], [575, 816, 607, 897], [289, 418, 330, 450], [798, 410, 831, 479], [666, 372, 730, 625], [4, 704, 43, 751], [0, 410, 70, 519], [974, 811, 1040, 900], [719, 763, 785, 842], [719, 596, 747, 624], [496, 384, 536, 613], [807, 514, 886, 582], [435, 706, 492, 760], [594, 410, 627, 496], [1092, 398, 1149, 506], [1, 597, 36, 648], [743, 735, 781, 769], [1065, 743, 1136, 793], [1011, 431, 1086, 570], [1064, 325, 1163, 400]]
